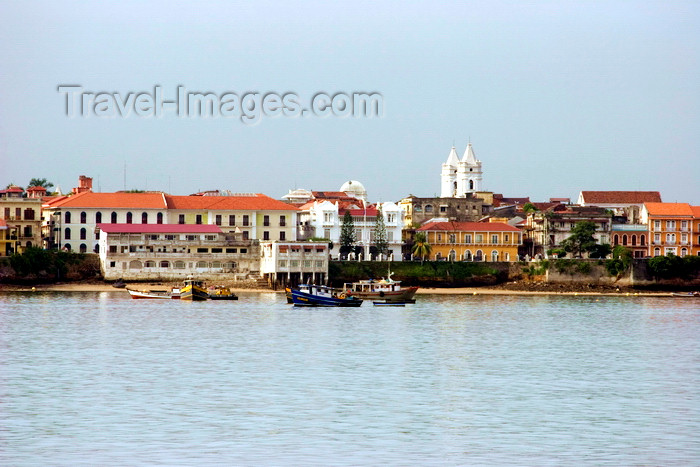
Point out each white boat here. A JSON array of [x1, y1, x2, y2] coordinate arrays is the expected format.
[[343, 273, 418, 303], [127, 288, 174, 299]]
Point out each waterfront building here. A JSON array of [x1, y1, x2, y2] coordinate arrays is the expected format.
[[526, 205, 612, 258], [577, 191, 662, 224], [440, 143, 483, 198], [611, 224, 649, 258], [641, 202, 695, 257], [259, 241, 330, 287], [98, 223, 259, 281], [416, 220, 522, 262], [0, 185, 44, 254], [398, 194, 486, 228], [0, 219, 16, 256]]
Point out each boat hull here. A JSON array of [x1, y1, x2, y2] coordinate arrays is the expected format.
[[180, 284, 209, 301], [351, 286, 418, 303], [127, 289, 172, 299], [290, 289, 363, 307]]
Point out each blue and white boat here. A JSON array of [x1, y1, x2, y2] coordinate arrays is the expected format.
[[289, 284, 363, 307]]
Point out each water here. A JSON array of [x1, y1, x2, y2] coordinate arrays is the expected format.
[[1, 291, 698, 466]]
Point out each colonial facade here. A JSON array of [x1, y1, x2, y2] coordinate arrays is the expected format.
[[260, 241, 330, 287], [578, 191, 662, 224], [440, 143, 483, 197], [98, 223, 259, 281], [399, 194, 486, 228], [641, 203, 695, 257], [416, 221, 522, 262], [0, 185, 44, 254]]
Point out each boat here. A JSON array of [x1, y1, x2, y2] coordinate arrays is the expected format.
[[208, 285, 238, 300], [671, 292, 699, 297], [343, 273, 418, 303], [127, 288, 173, 299], [289, 284, 363, 307], [180, 277, 209, 301]]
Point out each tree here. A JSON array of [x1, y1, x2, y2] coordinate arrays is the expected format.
[[560, 221, 598, 258], [373, 206, 388, 259], [27, 178, 54, 190], [588, 243, 612, 259], [339, 210, 356, 258], [411, 232, 432, 264], [523, 202, 539, 213]]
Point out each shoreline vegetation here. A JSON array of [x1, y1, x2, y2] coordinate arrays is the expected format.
[[0, 279, 684, 297]]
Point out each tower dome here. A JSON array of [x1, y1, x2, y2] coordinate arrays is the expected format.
[[340, 180, 367, 202]]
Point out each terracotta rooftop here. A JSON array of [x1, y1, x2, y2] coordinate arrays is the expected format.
[[643, 202, 694, 217], [580, 191, 662, 204], [418, 221, 520, 232], [97, 223, 223, 234], [47, 192, 168, 209], [165, 194, 298, 211]]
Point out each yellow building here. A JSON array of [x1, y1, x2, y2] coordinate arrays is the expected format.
[[641, 203, 695, 257], [416, 221, 522, 262]]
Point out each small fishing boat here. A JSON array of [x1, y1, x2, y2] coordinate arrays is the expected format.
[[289, 284, 363, 307], [180, 277, 209, 301], [343, 272, 418, 303], [671, 292, 699, 298], [208, 285, 238, 300], [127, 288, 173, 299]]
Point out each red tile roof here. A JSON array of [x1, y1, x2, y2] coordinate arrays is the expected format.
[[643, 202, 694, 217], [97, 223, 223, 234], [418, 221, 520, 232], [47, 192, 168, 209], [692, 206, 700, 218], [165, 194, 298, 211], [581, 191, 662, 204]]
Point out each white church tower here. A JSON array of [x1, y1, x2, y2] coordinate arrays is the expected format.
[[441, 142, 483, 198]]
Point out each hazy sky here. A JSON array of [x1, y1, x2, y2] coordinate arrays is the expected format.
[[1, 1, 698, 204]]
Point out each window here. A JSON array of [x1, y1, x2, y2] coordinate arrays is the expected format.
[[324, 229, 331, 239], [437, 233, 442, 241], [641, 234, 646, 246], [157, 213, 163, 224], [440, 206, 447, 213], [666, 233, 676, 244], [631, 235, 636, 246], [264, 215, 270, 226], [243, 215, 249, 226], [654, 220, 660, 231], [211, 248, 222, 253], [179, 214, 185, 224], [109, 245, 117, 253], [654, 233, 660, 244], [125, 212, 132, 224], [504, 234, 509, 242], [240, 248, 247, 253], [463, 250, 472, 261], [129, 260, 142, 269], [475, 234, 483, 243], [449, 234, 456, 243], [196, 215, 202, 225], [475, 249, 483, 261], [142, 212, 148, 224], [491, 250, 499, 261], [80, 228, 86, 240], [65, 212, 71, 224], [196, 261, 208, 268], [197, 248, 208, 253], [324, 212, 333, 223], [465, 234, 472, 244], [414, 205, 422, 212], [278, 260, 287, 267], [243, 231, 249, 240], [681, 220, 688, 231], [24, 208, 35, 220], [174, 261, 186, 269], [229, 215, 235, 226], [425, 205, 433, 213], [65, 228, 71, 239], [165, 235, 175, 241], [387, 214, 395, 223], [388, 231, 394, 241], [96, 212, 102, 223], [666, 220, 676, 230], [160, 261, 170, 268], [186, 235, 197, 241], [80, 244, 87, 253], [80, 212, 87, 224], [226, 248, 237, 253], [205, 235, 216, 241], [491, 234, 498, 244], [215, 215, 222, 226], [145, 261, 156, 268], [280, 231, 286, 241], [279, 215, 286, 226], [622, 235, 627, 246], [111, 212, 118, 223]]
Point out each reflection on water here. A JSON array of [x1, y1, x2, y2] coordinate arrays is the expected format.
[[1, 292, 698, 466]]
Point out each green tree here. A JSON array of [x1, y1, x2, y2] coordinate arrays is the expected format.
[[339, 210, 356, 257], [605, 245, 633, 277], [411, 232, 432, 264], [589, 243, 612, 259], [27, 178, 54, 190], [560, 221, 598, 258], [522, 202, 539, 213], [373, 206, 388, 259]]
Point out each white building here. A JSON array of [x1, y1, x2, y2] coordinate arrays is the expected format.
[[260, 241, 329, 287], [440, 143, 483, 198]]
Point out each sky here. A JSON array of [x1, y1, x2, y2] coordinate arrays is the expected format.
[[1, 0, 698, 204]]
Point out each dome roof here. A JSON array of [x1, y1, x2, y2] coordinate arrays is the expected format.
[[339, 180, 367, 200]]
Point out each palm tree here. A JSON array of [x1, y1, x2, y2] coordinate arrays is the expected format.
[[411, 232, 432, 264]]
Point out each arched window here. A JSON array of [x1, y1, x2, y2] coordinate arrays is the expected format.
[[212, 261, 222, 268], [680, 248, 687, 257], [425, 205, 433, 213], [64, 228, 71, 240], [93, 244, 99, 253], [160, 261, 170, 268], [129, 260, 143, 269], [463, 250, 472, 261], [653, 247, 660, 257], [631, 235, 636, 246], [448, 250, 456, 261], [65, 212, 71, 224], [126, 212, 133, 224], [95, 229, 100, 240], [157, 212, 163, 224], [142, 212, 148, 224], [80, 212, 87, 224], [613, 234, 619, 246], [96, 212, 102, 224], [435, 252, 442, 260], [196, 261, 208, 268], [475, 249, 483, 261], [641, 234, 646, 246], [63, 244, 71, 250], [491, 250, 499, 262], [469, 180, 474, 190], [174, 261, 186, 269], [80, 228, 86, 240], [111, 212, 117, 223], [622, 235, 627, 246], [79, 243, 87, 253], [145, 260, 156, 268]]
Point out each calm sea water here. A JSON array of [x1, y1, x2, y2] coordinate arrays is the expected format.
[[1, 291, 698, 466]]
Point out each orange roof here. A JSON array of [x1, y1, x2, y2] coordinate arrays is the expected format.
[[165, 194, 298, 211], [644, 202, 693, 217], [581, 191, 661, 204], [46, 192, 168, 209], [418, 221, 520, 232], [690, 206, 700, 218]]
